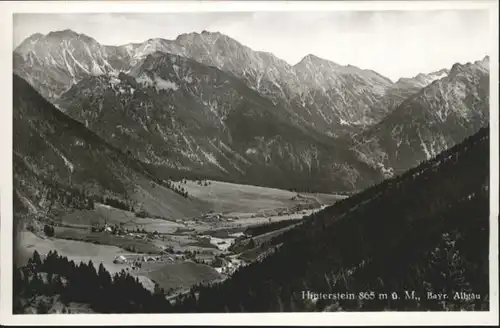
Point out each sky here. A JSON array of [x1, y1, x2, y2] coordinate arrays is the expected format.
[[13, 10, 491, 81]]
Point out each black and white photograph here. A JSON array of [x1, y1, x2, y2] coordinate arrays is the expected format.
[[0, 0, 498, 325]]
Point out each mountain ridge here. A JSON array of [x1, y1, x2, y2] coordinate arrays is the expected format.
[[352, 56, 489, 177], [15, 28, 463, 135], [13, 73, 209, 226], [56, 51, 383, 193], [174, 126, 490, 312], [14, 28, 490, 192]]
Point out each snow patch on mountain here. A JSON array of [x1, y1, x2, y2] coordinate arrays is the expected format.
[[135, 73, 154, 88], [245, 148, 257, 155], [74, 139, 85, 147], [135, 72, 178, 92], [110, 77, 121, 85], [44, 138, 75, 173], [417, 128, 433, 160], [154, 76, 178, 92]]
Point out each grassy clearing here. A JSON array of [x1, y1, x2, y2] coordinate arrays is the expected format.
[[179, 180, 340, 214], [202, 227, 245, 238], [18, 231, 135, 275], [57, 205, 185, 234], [221, 206, 324, 229], [122, 218, 184, 234], [135, 261, 222, 292], [186, 236, 220, 250], [54, 227, 162, 254], [55, 205, 136, 228], [150, 234, 222, 253], [131, 178, 211, 220], [312, 193, 346, 204], [18, 231, 168, 293]]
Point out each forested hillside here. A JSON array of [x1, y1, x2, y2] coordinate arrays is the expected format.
[[174, 127, 490, 312], [13, 73, 209, 227], [13, 250, 172, 313], [12, 126, 490, 314]]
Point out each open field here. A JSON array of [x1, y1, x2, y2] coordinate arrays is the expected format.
[[18, 231, 223, 293], [55, 206, 134, 228], [17, 181, 345, 296], [134, 261, 222, 292], [18, 231, 139, 275], [54, 181, 342, 240], [18, 231, 163, 292], [58, 204, 185, 233], [185, 204, 329, 235], [176, 180, 343, 214], [53, 226, 163, 254], [227, 205, 328, 226], [150, 234, 221, 253], [130, 177, 211, 219], [122, 218, 185, 234]]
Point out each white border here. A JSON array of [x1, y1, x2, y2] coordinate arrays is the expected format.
[[1, 1, 498, 326]]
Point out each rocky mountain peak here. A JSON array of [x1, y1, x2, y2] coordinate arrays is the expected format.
[[476, 55, 490, 70], [450, 62, 467, 75], [355, 56, 489, 178], [25, 32, 44, 42], [16, 29, 99, 56], [299, 53, 320, 62], [176, 30, 224, 43], [45, 29, 93, 42], [13, 29, 119, 99], [396, 68, 450, 88], [15, 33, 45, 56], [448, 59, 488, 79], [295, 53, 341, 69], [142, 37, 167, 46], [46, 29, 78, 37], [201, 30, 222, 36]]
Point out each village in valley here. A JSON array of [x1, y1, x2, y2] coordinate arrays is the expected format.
[[87, 212, 249, 284], [21, 178, 343, 303], [101, 216, 249, 278]]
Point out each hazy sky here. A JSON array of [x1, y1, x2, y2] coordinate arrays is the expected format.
[[13, 11, 491, 81]]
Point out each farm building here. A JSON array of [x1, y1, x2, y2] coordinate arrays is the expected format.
[[140, 256, 156, 262], [203, 213, 222, 220], [113, 255, 127, 264]]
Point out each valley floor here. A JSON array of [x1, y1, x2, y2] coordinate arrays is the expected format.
[[17, 179, 345, 301]]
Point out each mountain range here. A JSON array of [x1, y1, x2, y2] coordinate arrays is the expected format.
[[12, 27, 492, 314], [14, 29, 476, 132], [13, 28, 490, 200], [55, 51, 383, 193]]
